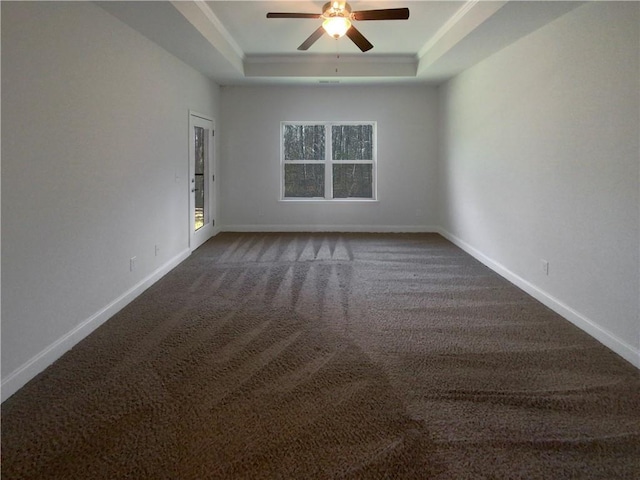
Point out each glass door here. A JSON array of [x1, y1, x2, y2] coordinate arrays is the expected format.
[[189, 113, 214, 250]]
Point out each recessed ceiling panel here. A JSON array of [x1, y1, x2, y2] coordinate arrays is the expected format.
[[207, 1, 462, 55], [99, 1, 584, 85]]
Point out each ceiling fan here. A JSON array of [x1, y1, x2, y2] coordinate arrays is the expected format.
[[266, 1, 410, 52]]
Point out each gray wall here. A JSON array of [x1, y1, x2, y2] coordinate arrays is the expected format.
[[1, 1, 220, 399], [438, 1, 639, 365], [219, 85, 439, 231]]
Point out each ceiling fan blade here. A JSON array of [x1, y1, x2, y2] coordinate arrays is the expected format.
[[298, 26, 326, 51], [267, 12, 322, 19], [346, 25, 373, 52], [351, 8, 410, 21]]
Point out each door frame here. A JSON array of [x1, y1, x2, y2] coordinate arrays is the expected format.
[[188, 110, 215, 251]]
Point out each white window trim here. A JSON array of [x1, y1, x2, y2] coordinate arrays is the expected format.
[[280, 121, 378, 202]]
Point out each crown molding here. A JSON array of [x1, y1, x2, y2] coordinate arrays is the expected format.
[[417, 0, 507, 74]]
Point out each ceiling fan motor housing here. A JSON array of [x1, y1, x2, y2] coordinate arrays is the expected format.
[[322, 2, 352, 20]]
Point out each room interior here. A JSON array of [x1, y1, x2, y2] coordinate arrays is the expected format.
[[1, 0, 639, 474]]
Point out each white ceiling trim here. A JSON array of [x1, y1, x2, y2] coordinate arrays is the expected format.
[[193, 0, 245, 60], [417, 0, 482, 59], [244, 54, 417, 78], [170, 0, 245, 74], [245, 54, 417, 64], [417, 0, 507, 75]]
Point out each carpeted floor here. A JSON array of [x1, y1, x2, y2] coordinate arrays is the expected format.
[[2, 233, 639, 479]]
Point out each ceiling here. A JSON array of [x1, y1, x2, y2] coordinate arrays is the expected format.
[[97, 1, 582, 86]]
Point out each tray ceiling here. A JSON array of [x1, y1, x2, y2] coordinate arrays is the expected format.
[[98, 1, 582, 85]]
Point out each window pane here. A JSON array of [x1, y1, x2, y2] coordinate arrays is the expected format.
[[332, 124, 373, 160], [195, 126, 205, 174], [284, 164, 325, 197], [194, 126, 205, 231], [284, 125, 325, 160], [333, 164, 373, 198], [195, 174, 205, 230]]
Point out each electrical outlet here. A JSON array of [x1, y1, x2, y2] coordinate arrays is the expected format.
[[155, 244, 160, 257], [541, 259, 549, 276], [130, 256, 137, 272]]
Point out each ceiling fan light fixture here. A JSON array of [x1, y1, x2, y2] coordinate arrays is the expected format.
[[322, 16, 351, 39]]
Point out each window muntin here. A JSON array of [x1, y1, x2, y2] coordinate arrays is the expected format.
[[282, 122, 376, 200]]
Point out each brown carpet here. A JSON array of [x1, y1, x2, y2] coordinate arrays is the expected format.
[[2, 233, 639, 479]]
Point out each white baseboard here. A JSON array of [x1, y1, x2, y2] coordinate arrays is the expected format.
[[1, 249, 191, 403], [221, 224, 440, 233], [437, 228, 640, 369]]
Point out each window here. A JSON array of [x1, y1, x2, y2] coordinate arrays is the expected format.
[[281, 122, 376, 200]]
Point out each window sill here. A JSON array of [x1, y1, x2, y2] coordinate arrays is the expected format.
[[279, 198, 379, 203]]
